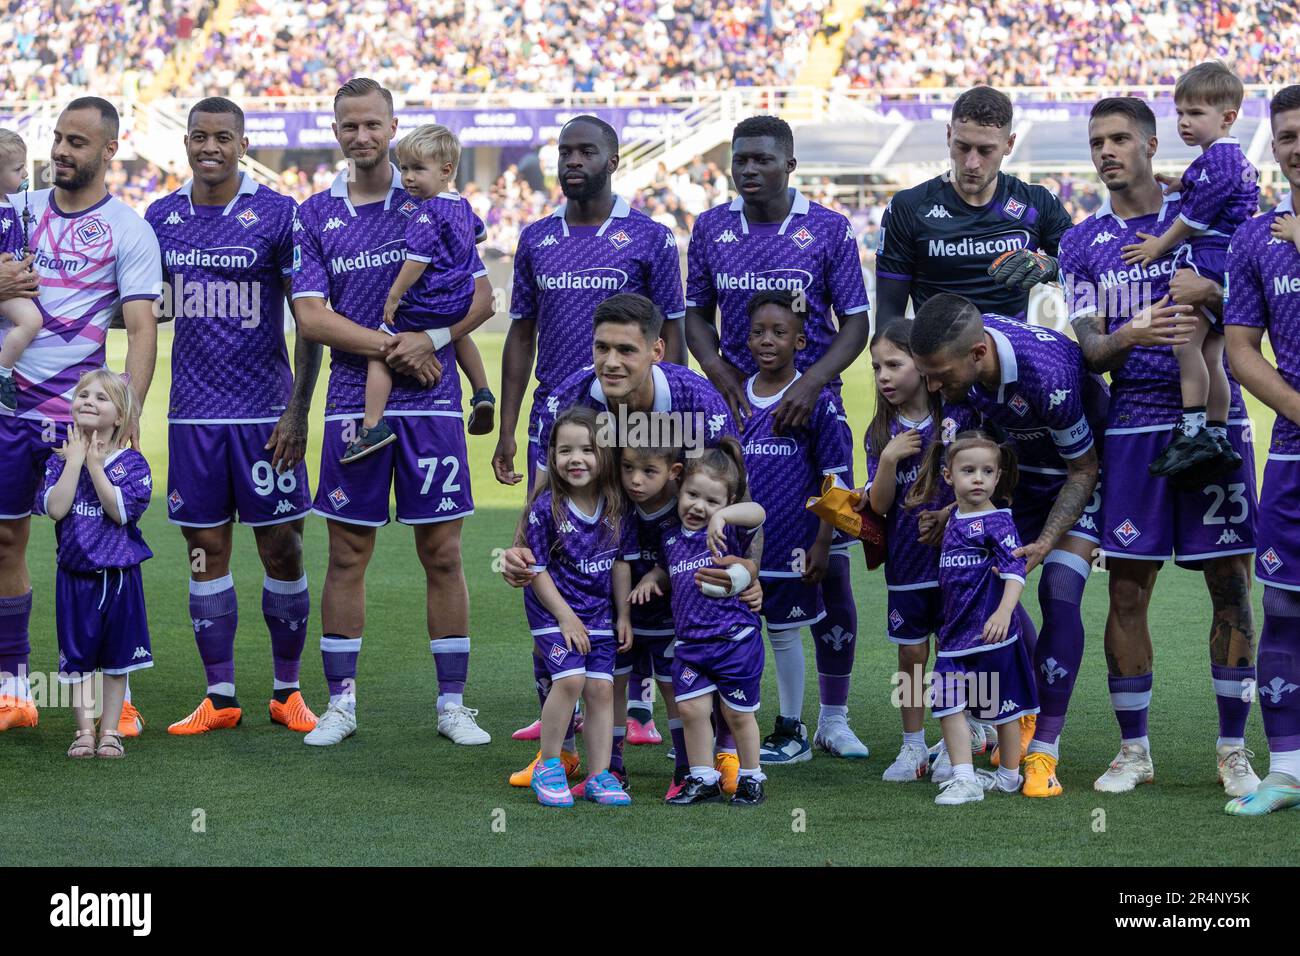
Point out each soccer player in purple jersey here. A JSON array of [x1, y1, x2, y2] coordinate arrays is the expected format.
[[35, 369, 153, 759], [685, 115, 869, 763], [291, 78, 495, 747], [632, 440, 769, 806], [906, 431, 1038, 805], [495, 116, 686, 740], [1061, 97, 1259, 797], [911, 296, 1103, 797], [146, 97, 323, 737], [740, 290, 867, 761], [1223, 85, 1300, 814], [862, 319, 979, 783], [0, 98, 160, 737], [494, 115, 686, 489], [1122, 63, 1258, 479]]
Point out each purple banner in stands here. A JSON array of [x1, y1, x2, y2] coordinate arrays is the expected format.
[[242, 107, 686, 149], [877, 98, 1271, 122]]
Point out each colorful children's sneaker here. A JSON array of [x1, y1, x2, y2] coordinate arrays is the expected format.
[[466, 387, 496, 436], [341, 421, 396, 464], [664, 770, 687, 802], [715, 751, 740, 794], [626, 715, 662, 745], [510, 749, 580, 787], [571, 768, 627, 799], [531, 757, 575, 807], [584, 770, 632, 805]]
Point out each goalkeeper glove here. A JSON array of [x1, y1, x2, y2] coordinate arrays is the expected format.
[[988, 249, 1060, 290]]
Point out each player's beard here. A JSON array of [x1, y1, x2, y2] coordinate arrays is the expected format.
[[348, 148, 387, 172], [561, 166, 610, 202], [54, 156, 101, 192], [953, 169, 996, 201]]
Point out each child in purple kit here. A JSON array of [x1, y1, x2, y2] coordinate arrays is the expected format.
[[862, 319, 980, 784], [0, 129, 42, 413], [907, 430, 1038, 805], [1122, 61, 1259, 477], [631, 439, 768, 806], [34, 369, 154, 759], [521, 406, 634, 807], [343, 124, 495, 462]]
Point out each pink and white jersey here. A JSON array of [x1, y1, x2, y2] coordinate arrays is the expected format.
[[2, 189, 161, 422]]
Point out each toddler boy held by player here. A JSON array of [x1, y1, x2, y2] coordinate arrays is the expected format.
[[0, 129, 43, 412], [1121, 61, 1258, 479], [342, 124, 495, 462]]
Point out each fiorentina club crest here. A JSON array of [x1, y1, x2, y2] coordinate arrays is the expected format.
[[398, 200, 419, 217], [1008, 394, 1030, 416], [889, 609, 904, 631], [1114, 518, 1140, 546], [1261, 548, 1284, 575], [1003, 197, 1027, 220], [967, 518, 984, 537], [790, 226, 815, 249], [549, 642, 568, 663], [679, 666, 698, 687], [167, 490, 184, 513], [607, 229, 631, 249], [236, 208, 260, 228], [109, 463, 127, 481], [74, 219, 106, 245], [328, 487, 350, 510]]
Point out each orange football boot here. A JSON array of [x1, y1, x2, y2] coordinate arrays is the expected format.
[[269, 691, 318, 732], [117, 700, 144, 737], [167, 697, 242, 735], [509, 749, 581, 787], [0, 695, 38, 731]]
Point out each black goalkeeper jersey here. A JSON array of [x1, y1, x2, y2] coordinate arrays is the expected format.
[[875, 171, 1073, 317]]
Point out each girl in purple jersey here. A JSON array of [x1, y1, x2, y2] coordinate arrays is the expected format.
[[862, 320, 969, 783], [37, 369, 153, 760], [907, 431, 1038, 805], [519, 406, 633, 807], [631, 439, 768, 806]]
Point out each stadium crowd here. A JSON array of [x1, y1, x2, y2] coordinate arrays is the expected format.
[[186, 0, 826, 98], [837, 0, 1300, 89]]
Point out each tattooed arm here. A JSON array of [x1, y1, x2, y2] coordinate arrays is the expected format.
[[1071, 297, 1198, 375]]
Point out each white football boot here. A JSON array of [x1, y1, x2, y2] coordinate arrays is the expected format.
[[304, 700, 357, 747], [1093, 743, 1155, 793]]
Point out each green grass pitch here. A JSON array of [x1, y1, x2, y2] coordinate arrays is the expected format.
[[0, 329, 1289, 866]]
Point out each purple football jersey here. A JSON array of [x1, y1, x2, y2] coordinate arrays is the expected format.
[[510, 196, 685, 398], [1224, 192, 1300, 455], [146, 175, 298, 422], [966, 314, 1103, 470], [628, 497, 677, 634], [657, 515, 762, 643], [535, 361, 738, 471], [35, 449, 153, 572], [686, 189, 870, 379], [937, 507, 1026, 656], [1178, 138, 1259, 241], [401, 192, 480, 320], [292, 164, 487, 415], [523, 491, 633, 631], [1059, 192, 1245, 428], [0, 203, 20, 256], [742, 373, 850, 578], [865, 404, 978, 589]]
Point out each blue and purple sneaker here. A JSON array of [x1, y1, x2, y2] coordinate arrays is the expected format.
[[531, 757, 575, 807]]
